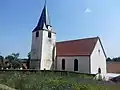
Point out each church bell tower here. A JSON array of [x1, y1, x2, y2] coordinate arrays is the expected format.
[[30, 2, 56, 70]]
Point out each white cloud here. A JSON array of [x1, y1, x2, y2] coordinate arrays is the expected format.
[[85, 8, 92, 13]]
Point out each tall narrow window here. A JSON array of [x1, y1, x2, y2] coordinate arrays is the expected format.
[[98, 49, 100, 55], [62, 59, 65, 70], [74, 59, 78, 71], [48, 31, 51, 38], [36, 31, 39, 37], [98, 49, 100, 53], [98, 68, 101, 74]]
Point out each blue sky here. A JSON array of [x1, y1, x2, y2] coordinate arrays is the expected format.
[[0, 0, 120, 58]]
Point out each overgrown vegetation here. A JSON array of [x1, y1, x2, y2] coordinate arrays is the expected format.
[[0, 71, 120, 90]]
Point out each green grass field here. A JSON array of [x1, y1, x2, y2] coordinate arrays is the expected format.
[[0, 71, 120, 90]]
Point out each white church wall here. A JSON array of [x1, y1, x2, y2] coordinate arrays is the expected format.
[[56, 56, 90, 73], [41, 30, 56, 70], [30, 30, 43, 69], [90, 39, 107, 74]]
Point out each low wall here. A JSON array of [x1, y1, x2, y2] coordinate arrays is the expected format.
[[107, 61, 120, 73], [0, 69, 95, 76]]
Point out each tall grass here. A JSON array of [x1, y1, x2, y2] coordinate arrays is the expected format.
[[0, 71, 120, 90]]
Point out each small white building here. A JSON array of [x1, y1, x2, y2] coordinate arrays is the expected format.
[[30, 2, 107, 74]]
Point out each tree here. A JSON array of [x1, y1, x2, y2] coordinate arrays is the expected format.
[[12, 53, 19, 60], [106, 57, 111, 61], [106, 56, 120, 62], [0, 55, 4, 62], [27, 52, 31, 69], [5, 53, 21, 69], [27, 52, 31, 60], [5, 55, 14, 61], [0, 55, 4, 69], [11, 60, 22, 69]]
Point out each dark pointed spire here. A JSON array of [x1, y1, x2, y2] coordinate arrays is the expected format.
[[33, 1, 51, 32]]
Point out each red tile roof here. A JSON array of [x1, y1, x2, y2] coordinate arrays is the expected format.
[[56, 37, 99, 57]]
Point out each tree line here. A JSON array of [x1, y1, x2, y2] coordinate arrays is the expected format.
[[106, 57, 120, 62], [0, 52, 31, 70]]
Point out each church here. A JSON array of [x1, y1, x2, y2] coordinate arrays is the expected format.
[[30, 3, 107, 74]]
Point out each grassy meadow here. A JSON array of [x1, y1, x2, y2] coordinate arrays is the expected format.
[[0, 70, 120, 90]]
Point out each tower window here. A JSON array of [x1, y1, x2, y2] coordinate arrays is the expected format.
[[36, 31, 39, 37], [48, 31, 51, 38]]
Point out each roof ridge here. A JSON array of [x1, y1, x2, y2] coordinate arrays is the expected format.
[[57, 36, 99, 43]]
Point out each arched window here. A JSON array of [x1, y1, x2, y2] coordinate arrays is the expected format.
[[98, 68, 101, 74], [62, 59, 65, 70], [74, 59, 78, 71]]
